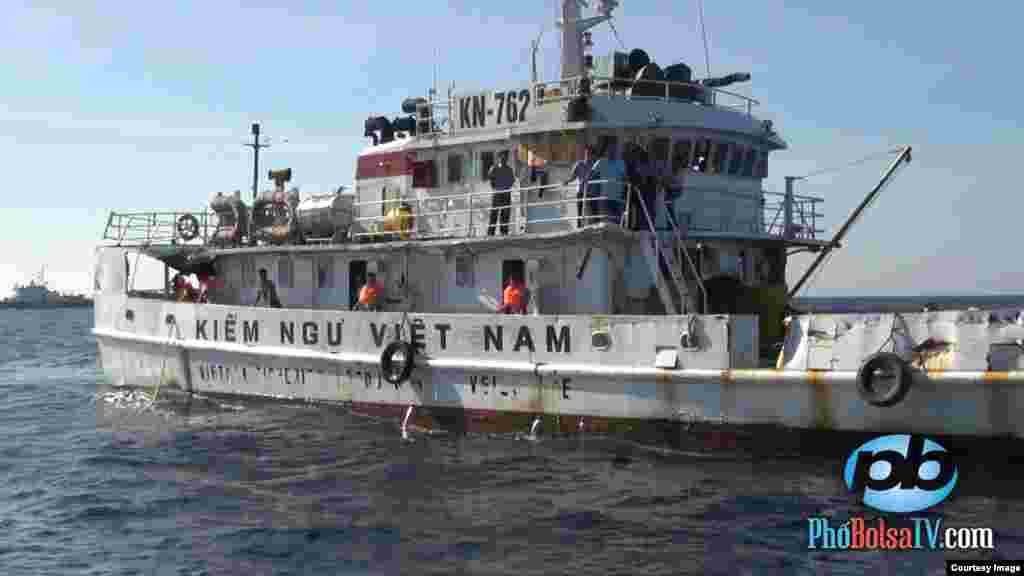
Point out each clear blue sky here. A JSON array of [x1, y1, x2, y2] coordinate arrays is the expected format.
[[2, 1, 1020, 297]]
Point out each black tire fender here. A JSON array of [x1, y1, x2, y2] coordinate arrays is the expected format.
[[857, 352, 912, 407], [380, 341, 415, 385]]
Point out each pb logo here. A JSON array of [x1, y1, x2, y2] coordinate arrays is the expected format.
[[843, 434, 958, 513]]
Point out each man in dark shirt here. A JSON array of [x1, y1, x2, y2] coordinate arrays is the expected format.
[[487, 152, 516, 236], [625, 144, 656, 230], [255, 268, 282, 308]]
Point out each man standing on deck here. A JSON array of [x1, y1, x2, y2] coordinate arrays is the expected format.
[[487, 151, 516, 236], [255, 268, 282, 308], [625, 144, 656, 230], [357, 272, 384, 311], [500, 275, 527, 314], [565, 145, 596, 228], [592, 142, 626, 225]]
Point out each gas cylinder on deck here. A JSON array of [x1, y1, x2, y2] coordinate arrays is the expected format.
[[383, 203, 415, 240]]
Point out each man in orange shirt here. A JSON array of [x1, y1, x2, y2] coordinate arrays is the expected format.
[[358, 272, 384, 311], [500, 275, 527, 314], [173, 274, 196, 303]]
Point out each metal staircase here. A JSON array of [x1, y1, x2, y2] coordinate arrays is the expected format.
[[636, 186, 707, 315]]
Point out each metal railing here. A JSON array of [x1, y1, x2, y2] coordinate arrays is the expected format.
[[405, 74, 762, 142], [761, 191, 824, 239], [348, 179, 627, 241], [102, 210, 215, 247], [100, 184, 824, 248], [531, 75, 760, 116]]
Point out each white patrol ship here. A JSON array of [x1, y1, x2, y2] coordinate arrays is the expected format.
[[93, 1, 1024, 454]]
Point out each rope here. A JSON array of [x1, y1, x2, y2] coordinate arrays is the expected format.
[[607, 19, 626, 50], [794, 148, 902, 181], [697, 0, 711, 78], [873, 313, 905, 356]]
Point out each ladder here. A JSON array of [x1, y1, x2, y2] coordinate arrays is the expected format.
[[665, 208, 707, 314], [639, 230, 680, 314], [636, 186, 689, 315]]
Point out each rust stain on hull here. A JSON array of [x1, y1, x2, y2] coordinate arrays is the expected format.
[[807, 370, 833, 430]]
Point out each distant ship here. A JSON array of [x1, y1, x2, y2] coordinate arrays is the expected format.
[[0, 267, 92, 309]]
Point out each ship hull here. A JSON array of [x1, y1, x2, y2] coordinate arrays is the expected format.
[[93, 294, 1024, 454], [1, 301, 93, 309]]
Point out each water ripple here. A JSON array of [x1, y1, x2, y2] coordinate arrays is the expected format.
[[2, 307, 1023, 575]]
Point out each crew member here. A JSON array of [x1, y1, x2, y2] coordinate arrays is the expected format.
[[500, 275, 527, 314], [255, 268, 282, 308], [196, 270, 215, 303], [565, 145, 596, 228], [487, 151, 516, 236], [358, 272, 384, 311], [591, 142, 626, 225], [173, 274, 196, 303]]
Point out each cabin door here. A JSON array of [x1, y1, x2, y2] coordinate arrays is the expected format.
[[349, 260, 367, 310], [501, 259, 525, 288]]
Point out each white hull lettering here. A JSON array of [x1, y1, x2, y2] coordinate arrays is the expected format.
[[547, 326, 570, 353], [434, 323, 450, 350], [344, 367, 423, 391], [484, 326, 503, 351], [302, 322, 318, 345], [483, 325, 571, 354], [469, 374, 499, 394], [243, 320, 259, 343], [196, 362, 325, 387], [410, 319, 425, 351], [194, 318, 339, 346], [514, 326, 534, 352], [224, 314, 237, 342], [197, 317, 568, 354]]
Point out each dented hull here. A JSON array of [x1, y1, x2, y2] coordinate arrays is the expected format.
[[93, 294, 1024, 448]]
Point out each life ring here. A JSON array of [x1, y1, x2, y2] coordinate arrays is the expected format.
[[380, 341, 415, 385], [856, 352, 912, 407], [177, 214, 200, 241]]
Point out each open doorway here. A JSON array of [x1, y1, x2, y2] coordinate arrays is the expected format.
[[349, 260, 367, 310], [501, 259, 525, 289]]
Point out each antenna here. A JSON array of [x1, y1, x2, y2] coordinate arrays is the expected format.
[[432, 47, 438, 101], [531, 28, 545, 83], [244, 123, 272, 246], [697, 0, 711, 78]]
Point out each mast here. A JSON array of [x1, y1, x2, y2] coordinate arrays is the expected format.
[[557, 0, 615, 80], [245, 123, 271, 246]]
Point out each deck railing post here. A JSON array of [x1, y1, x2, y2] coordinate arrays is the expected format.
[[784, 177, 795, 239]]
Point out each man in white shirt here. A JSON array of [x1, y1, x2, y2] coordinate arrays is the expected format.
[[564, 145, 596, 228]]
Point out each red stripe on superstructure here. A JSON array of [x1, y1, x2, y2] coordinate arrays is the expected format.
[[356, 151, 414, 180]]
